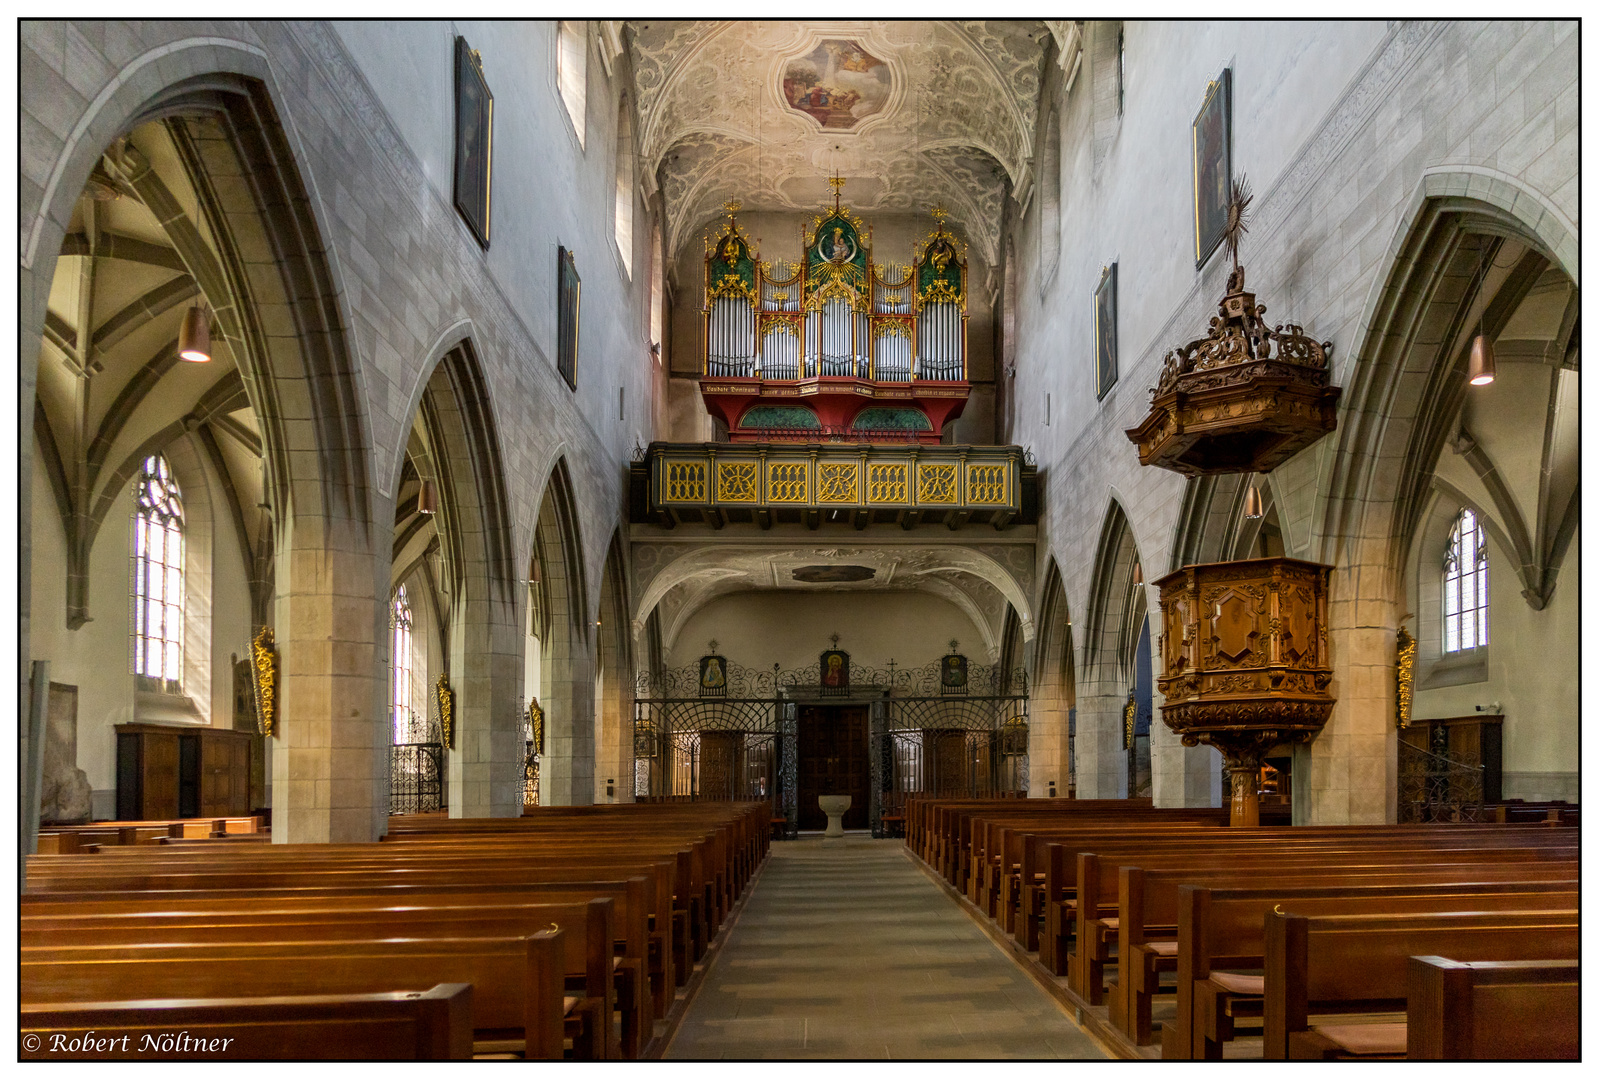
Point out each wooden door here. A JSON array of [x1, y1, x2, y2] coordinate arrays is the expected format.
[[797, 706, 870, 831], [141, 732, 180, 819], [201, 732, 252, 816]]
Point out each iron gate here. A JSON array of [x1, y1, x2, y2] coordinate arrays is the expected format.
[[389, 709, 444, 815], [634, 659, 1028, 837]]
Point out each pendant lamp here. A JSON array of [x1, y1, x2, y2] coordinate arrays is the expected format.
[[178, 304, 211, 363], [1468, 333, 1496, 386], [1243, 484, 1264, 520]]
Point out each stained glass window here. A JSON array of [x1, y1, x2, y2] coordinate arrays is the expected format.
[[1443, 508, 1489, 653], [131, 454, 184, 689], [392, 585, 413, 741]]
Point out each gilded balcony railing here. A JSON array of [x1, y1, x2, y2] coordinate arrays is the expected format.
[[631, 441, 1033, 530]]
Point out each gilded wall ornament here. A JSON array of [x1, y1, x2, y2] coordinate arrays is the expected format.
[[435, 674, 455, 751], [249, 625, 278, 739]]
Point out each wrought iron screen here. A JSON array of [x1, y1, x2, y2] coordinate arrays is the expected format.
[[635, 658, 1028, 837], [1398, 738, 1488, 823], [389, 709, 444, 815]]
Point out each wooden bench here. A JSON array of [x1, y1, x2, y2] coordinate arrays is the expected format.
[[1406, 956, 1579, 1059], [1262, 909, 1580, 1059], [25, 802, 770, 1056], [23, 930, 572, 1058], [1068, 834, 1577, 1002], [20, 983, 472, 1060], [27, 855, 676, 1039], [1165, 878, 1579, 1058], [23, 893, 643, 1058], [23, 896, 619, 1058], [1094, 844, 1578, 1032]]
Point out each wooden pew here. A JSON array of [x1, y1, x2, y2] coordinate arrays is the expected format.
[[22, 897, 618, 1059], [26, 859, 670, 1037], [21, 983, 472, 1060], [1104, 851, 1579, 1040], [1069, 835, 1577, 1002], [26, 803, 767, 1058], [1406, 956, 1579, 1060], [1261, 909, 1580, 1059], [23, 930, 570, 1058], [1166, 878, 1579, 1058]]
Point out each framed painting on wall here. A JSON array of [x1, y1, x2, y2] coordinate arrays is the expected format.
[[1192, 67, 1232, 267], [820, 649, 850, 695], [557, 245, 581, 390], [1095, 262, 1118, 400], [699, 654, 728, 698], [453, 36, 493, 248]]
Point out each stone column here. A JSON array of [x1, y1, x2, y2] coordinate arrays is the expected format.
[[448, 590, 525, 818], [272, 515, 384, 843], [1311, 559, 1397, 824]]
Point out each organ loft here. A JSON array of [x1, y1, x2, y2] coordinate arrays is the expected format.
[[18, 18, 1580, 1062]]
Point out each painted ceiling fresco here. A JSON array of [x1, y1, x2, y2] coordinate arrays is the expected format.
[[627, 20, 1054, 264]]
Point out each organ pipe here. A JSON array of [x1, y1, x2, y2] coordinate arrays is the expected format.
[[703, 196, 967, 383]]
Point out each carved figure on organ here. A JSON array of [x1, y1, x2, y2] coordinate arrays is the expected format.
[[824, 226, 855, 265]]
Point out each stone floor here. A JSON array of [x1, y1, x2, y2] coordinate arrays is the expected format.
[[665, 833, 1110, 1060]]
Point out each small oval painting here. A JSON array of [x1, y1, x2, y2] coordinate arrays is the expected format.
[[792, 565, 876, 583], [782, 40, 890, 130]]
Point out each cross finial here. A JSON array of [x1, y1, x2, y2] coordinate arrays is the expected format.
[[723, 199, 741, 218], [949, 639, 960, 653], [708, 639, 719, 653], [829, 632, 841, 647], [827, 174, 845, 210], [930, 206, 950, 230]]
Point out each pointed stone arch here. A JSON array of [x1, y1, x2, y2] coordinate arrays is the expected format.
[[396, 337, 521, 818], [1079, 499, 1144, 798], [531, 458, 593, 805], [1304, 173, 1576, 824], [21, 49, 380, 842], [1030, 558, 1077, 796], [594, 530, 635, 803]]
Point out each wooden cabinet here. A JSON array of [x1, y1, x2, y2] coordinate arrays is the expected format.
[[115, 723, 253, 820]]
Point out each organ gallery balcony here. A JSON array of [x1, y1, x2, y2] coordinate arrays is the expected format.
[[630, 442, 1036, 531], [698, 188, 971, 444]]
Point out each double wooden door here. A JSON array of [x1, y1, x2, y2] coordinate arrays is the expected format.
[[116, 723, 253, 819], [796, 705, 870, 831]]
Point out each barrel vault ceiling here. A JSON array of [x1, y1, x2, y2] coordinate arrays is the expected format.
[[627, 20, 1056, 264]]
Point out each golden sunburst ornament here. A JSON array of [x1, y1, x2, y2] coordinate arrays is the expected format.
[[1224, 173, 1253, 269]]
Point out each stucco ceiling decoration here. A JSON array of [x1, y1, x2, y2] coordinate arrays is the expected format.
[[627, 20, 1049, 264], [630, 542, 1036, 661]]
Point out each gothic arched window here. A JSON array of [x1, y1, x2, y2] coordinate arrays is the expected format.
[[557, 20, 587, 148], [1443, 508, 1489, 653], [614, 97, 635, 277], [391, 585, 414, 740], [131, 453, 184, 690]]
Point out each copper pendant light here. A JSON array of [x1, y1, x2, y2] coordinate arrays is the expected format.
[[1243, 483, 1264, 520], [1468, 333, 1496, 386], [1467, 240, 1496, 386], [416, 479, 438, 515], [178, 304, 211, 363]]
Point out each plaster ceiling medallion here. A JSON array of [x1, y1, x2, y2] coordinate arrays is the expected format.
[[781, 40, 892, 130], [791, 564, 876, 583]]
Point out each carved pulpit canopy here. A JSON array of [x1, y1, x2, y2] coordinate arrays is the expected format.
[[1126, 176, 1342, 476]]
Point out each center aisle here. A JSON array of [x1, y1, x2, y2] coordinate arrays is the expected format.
[[665, 833, 1109, 1059]]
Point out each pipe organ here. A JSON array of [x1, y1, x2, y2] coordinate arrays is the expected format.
[[702, 191, 968, 385]]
